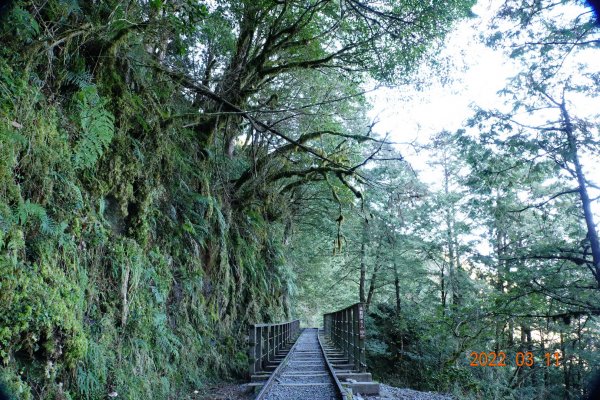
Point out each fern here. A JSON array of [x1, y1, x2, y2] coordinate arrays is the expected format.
[[65, 69, 93, 89], [5, 200, 59, 236], [0, 201, 12, 235], [72, 86, 114, 169], [6, 230, 25, 254]]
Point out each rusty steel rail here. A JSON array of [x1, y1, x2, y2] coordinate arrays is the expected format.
[[317, 329, 351, 399], [323, 302, 367, 372], [254, 328, 304, 400], [256, 328, 348, 400], [248, 319, 300, 375]]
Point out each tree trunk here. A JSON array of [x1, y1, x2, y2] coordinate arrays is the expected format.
[[495, 227, 506, 352], [440, 264, 446, 313], [561, 101, 600, 287], [453, 232, 461, 305], [526, 327, 536, 386], [508, 318, 514, 347], [193, 6, 258, 157], [518, 326, 527, 385], [561, 332, 571, 400], [394, 264, 401, 316], [366, 264, 381, 311], [442, 154, 459, 306]]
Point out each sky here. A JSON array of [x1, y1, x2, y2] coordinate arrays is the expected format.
[[367, 0, 514, 187], [368, 0, 599, 190], [366, 0, 600, 255]]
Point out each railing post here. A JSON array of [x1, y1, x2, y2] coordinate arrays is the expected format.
[[346, 307, 352, 360], [275, 325, 279, 357], [265, 326, 270, 363], [249, 325, 256, 375], [257, 326, 263, 372], [269, 326, 274, 362], [342, 308, 347, 358], [341, 310, 346, 354], [260, 327, 264, 368], [335, 311, 340, 348], [358, 302, 366, 372], [274, 325, 278, 358], [337, 311, 342, 349], [348, 307, 354, 366], [277, 324, 282, 352], [332, 312, 337, 346], [353, 305, 359, 371], [273, 324, 277, 354], [339, 310, 343, 351]]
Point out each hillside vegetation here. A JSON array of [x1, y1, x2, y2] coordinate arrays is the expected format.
[[1, 1, 600, 399]]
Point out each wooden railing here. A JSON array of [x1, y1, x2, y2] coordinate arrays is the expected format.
[[248, 319, 300, 375], [323, 302, 366, 372]]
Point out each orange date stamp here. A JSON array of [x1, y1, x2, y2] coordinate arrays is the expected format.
[[468, 351, 561, 367]]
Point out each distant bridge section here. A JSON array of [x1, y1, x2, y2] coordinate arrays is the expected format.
[[247, 303, 379, 398]]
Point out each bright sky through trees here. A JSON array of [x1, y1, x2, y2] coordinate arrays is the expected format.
[[369, 0, 599, 190], [368, 0, 600, 262]]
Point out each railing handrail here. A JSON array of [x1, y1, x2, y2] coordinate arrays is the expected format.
[[322, 302, 367, 372], [248, 319, 301, 376], [252, 319, 300, 328], [323, 302, 363, 315]]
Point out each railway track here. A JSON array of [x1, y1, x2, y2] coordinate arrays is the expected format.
[[255, 328, 348, 400]]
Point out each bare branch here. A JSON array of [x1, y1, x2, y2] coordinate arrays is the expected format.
[[508, 188, 579, 213]]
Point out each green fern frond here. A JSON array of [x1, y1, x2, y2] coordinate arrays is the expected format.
[[0, 201, 13, 234], [65, 70, 93, 89], [9, 200, 59, 236], [6, 229, 25, 255], [72, 86, 115, 170], [17, 200, 45, 225]]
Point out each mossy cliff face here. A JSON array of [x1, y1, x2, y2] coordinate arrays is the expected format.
[[0, 3, 291, 398]]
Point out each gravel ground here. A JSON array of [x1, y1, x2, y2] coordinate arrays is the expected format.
[[196, 382, 255, 400], [197, 381, 452, 400], [264, 384, 338, 400], [279, 375, 332, 384], [359, 384, 453, 400]]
